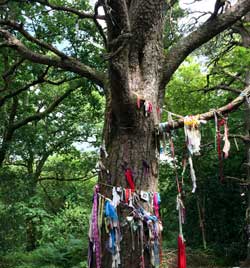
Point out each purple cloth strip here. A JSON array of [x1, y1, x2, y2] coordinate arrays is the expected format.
[[93, 185, 101, 268]]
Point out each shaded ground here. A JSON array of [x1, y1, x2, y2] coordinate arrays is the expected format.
[[161, 249, 247, 268]]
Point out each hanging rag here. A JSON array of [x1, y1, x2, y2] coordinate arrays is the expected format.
[[176, 194, 185, 225], [184, 115, 201, 155], [104, 199, 121, 268], [144, 101, 153, 117], [177, 194, 186, 268], [88, 206, 94, 268], [153, 241, 160, 267], [112, 250, 121, 268], [125, 188, 130, 204], [178, 235, 186, 268], [188, 156, 197, 193], [88, 185, 101, 268], [168, 133, 181, 194], [153, 192, 160, 219], [105, 200, 118, 222], [217, 117, 230, 181], [125, 168, 135, 191], [98, 195, 105, 238], [112, 187, 120, 208], [181, 158, 187, 186], [138, 220, 145, 268], [223, 118, 230, 159]]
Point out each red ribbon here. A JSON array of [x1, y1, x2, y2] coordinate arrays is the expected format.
[[178, 235, 186, 268], [140, 255, 145, 268], [125, 168, 135, 192], [125, 188, 130, 204]]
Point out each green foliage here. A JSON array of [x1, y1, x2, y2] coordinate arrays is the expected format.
[[159, 49, 250, 265], [3, 237, 87, 268], [0, 160, 96, 268]]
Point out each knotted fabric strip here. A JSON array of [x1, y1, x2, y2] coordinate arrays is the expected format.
[[93, 185, 101, 268], [125, 168, 135, 192]]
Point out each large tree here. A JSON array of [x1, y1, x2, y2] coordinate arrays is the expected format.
[[1, 0, 250, 267]]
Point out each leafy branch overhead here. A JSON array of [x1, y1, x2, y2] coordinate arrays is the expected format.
[[0, 1, 249, 109], [0, 28, 107, 88]]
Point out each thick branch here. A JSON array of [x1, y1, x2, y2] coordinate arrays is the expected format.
[[0, 29, 107, 88], [0, 20, 68, 58], [160, 0, 250, 91], [163, 85, 250, 130]]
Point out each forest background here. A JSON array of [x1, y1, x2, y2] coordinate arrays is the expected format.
[[0, 0, 250, 267]]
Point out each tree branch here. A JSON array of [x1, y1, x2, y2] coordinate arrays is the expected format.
[[224, 176, 245, 183], [161, 85, 250, 131], [38, 173, 97, 182], [160, 0, 250, 93], [2, 57, 24, 81], [0, 66, 50, 107], [0, 96, 19, 166], [200, 84, 242, 94], [0, 29, 107, 88], [0, 20, 68, 58], [229, 134, 250, 142], [28, 0, 105, 20], [0, 66, 79, 108], [11, 79, 83, 131], [93, 0, 107, 48]]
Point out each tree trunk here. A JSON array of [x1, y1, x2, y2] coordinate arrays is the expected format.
[[244, 71, 250, 263], [97, 1, 166, 267], [26, 217, 37, 251]]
